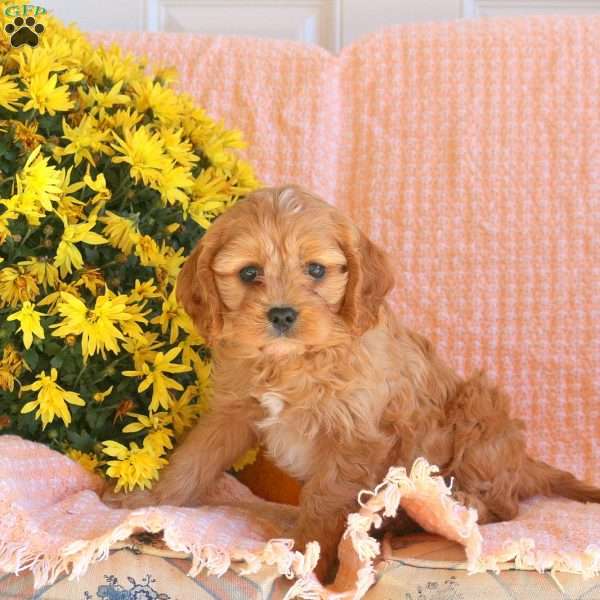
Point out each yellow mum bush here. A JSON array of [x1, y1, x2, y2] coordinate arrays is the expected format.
[[0, 6, 259, 492]]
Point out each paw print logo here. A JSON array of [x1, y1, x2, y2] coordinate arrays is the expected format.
[[5, 16, 45, 48]]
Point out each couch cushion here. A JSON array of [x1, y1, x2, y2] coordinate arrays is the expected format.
[[370, 533, 600, 600]]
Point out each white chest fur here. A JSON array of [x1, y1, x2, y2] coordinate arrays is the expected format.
[[255, 392, 314, 481]]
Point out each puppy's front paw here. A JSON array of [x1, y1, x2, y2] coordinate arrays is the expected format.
[[101, 486, 158, 509]]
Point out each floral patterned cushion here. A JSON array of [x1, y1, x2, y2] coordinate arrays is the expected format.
[[3, 532, 600, 599], [0, 549, 287, 599], [370, 533, 600, 600]]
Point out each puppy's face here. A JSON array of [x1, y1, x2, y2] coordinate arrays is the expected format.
[[177, 186, 394, 357]]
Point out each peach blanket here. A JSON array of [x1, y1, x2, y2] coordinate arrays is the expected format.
[[2, 436, 599, 599]]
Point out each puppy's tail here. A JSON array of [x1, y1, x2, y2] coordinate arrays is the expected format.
[[522, 457, 600, 503]]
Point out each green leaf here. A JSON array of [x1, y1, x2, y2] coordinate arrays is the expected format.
[[44, 342, 62, 356], [83, 245, 99, 263], [95, 411, 108, 429], [66, 429, 95, 453], [50, 354, 64, 369], [85, 408, 98, 430], [23, 348, 39, 370]]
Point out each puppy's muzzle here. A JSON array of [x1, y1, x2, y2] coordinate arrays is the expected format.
[[267, 306, 298, 334]]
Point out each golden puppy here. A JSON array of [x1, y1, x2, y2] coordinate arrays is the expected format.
[[114, 185, 600, 579]]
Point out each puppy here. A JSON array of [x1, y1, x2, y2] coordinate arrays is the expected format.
[[115, 185, 600, 579]]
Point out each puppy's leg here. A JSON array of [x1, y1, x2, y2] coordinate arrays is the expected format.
[[452, 490, 497, 524], [444, 371, 525, 523], [105, 405, 257, 508], [288, 459, 369, 583]]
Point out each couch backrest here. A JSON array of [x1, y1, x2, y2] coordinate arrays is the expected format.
[[93, 16, 600, 482]]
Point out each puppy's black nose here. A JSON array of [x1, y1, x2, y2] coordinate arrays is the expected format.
[[267, 306, 298, 333]]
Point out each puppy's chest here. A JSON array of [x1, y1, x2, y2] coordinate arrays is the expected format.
[[253, 392, 317, 481]]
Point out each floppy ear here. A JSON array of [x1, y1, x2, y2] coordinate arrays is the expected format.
[[176, 231, 224, 343], [338, 223, 395, 335]]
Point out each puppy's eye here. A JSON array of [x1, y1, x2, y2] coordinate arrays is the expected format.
[[307, 263, 326, 279], [239, 265, 260, 283]]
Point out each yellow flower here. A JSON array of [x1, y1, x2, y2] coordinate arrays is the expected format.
[[135, 235, 164, 268], [182, 105, 215, 145], [93, 385, 113, 403], [159, 127, 199, 170], [188, 200, 218, 229], [123, 412, 174, 454], [0, 345, 24, 392], [0, 367, 15, 392], [61, 114, 113, 166], [55, 166, 86, 221], [202, 129, 246, 170], [54, 216, 108, 277], [143, 429, 174, 456], [151, 290, 194, 344], [123, 346, 191, 413], [231, 447, 259, 472], [13, 44, 69, 81], [59, 68, 84, 85], [67, 448, 101, 474], [188, 168, 231, 227], [84, 171, 111, 203], [169, 385, 204, 436], [229, 159, 261, 195], [122, 411, 171, 434], [77, 267, 105, 295], [100, 107, 142, 131], [0, 267, 40, 307], [152, 162, 193, 208], [7, 301, 45, 349], [0, 204, 17, 243], [21, 368, 85, 429], [179, 333, 206, 369], [23, 72, 74, 116], [99, 211, 139, 254], [81, 80, 130, 112], [102, 440, 167, 492], [131, 78, 182, 124], [120, 298, 149, 340], [122, 332, 163, 371], [17, 145, 63, 212], [129, 278, 161, 303], [161, 245, 186, 287], [93, 45, 144, 86], [18, 257, 59, 290], [154, 65, 179, 86], [51, 292, 133, 360], [0, 67, 23, 111], [1, 194, 45, 226], [38, 280, 83, 312], [111, 126, 169, 186], [11, 120, 46, 153], [192, 168, 230, 203], [194, 358, 212, 395]]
